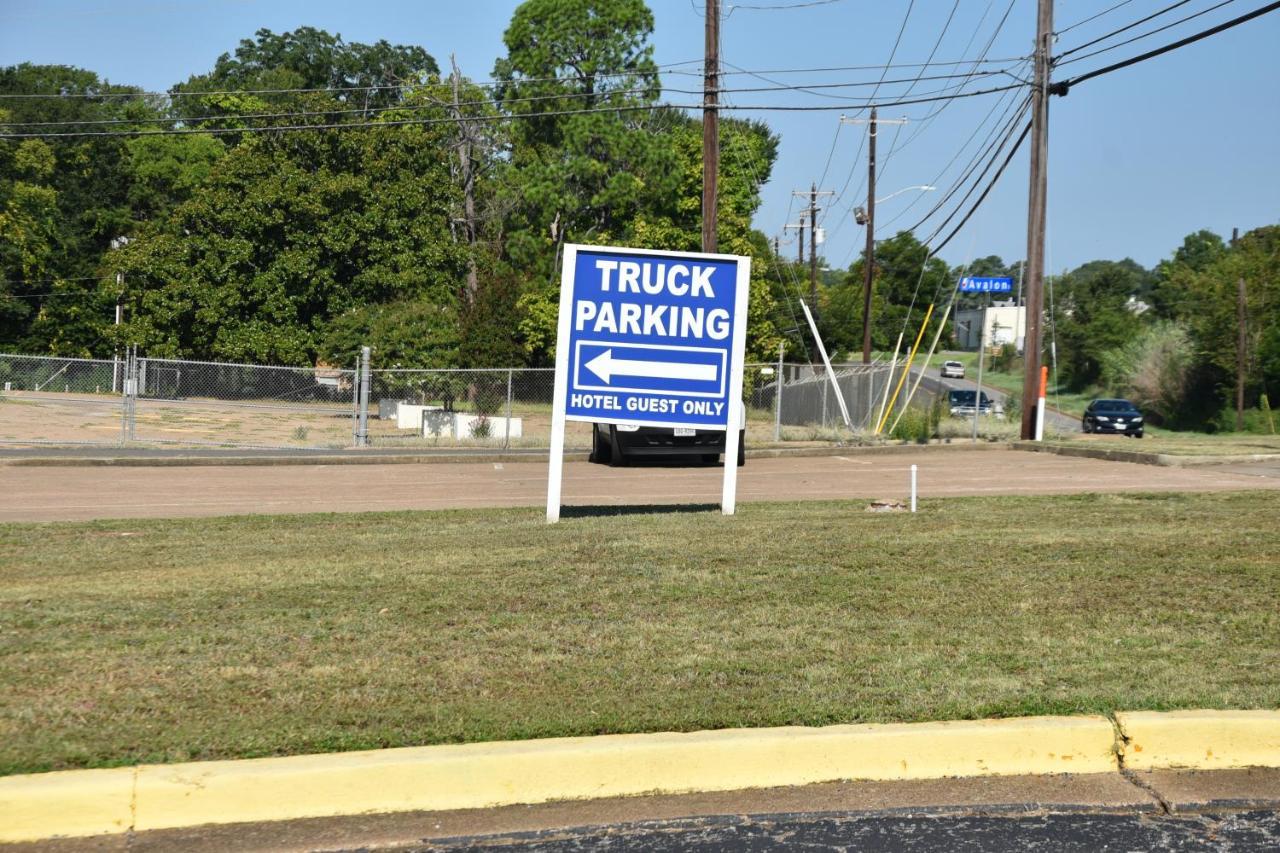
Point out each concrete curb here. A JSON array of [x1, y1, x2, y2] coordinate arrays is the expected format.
[[1118, 710, 1280, 771], [0, 716, 1115, 842], [0, 441, 1005, 468], [7, 712, 1280, 843], [1011, 441, 1280, 468]]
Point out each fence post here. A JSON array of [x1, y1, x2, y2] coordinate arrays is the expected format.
[[357, 346, 371, 447], [505, 368, 514, 451], [350, 357, 360, 446], [119, 351, 128, 447], [774, 345, 783, 442]]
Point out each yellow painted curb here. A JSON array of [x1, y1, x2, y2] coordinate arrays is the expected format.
[[1117, 710, 1280, 771], [0, 716, 1114, 842], [0, 766, 134, 843]]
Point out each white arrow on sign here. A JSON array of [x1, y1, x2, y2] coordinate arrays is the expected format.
[[584, 349, 717, 384]]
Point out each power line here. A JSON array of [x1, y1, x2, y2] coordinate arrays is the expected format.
[[1055, 0, 1238, 67], [0, 57, 1034, 102], [1, 83, 1028, 139], [6, 72, 1024, 129], [872, 66, 1030, 239], [1055, 0, 1137, 36], [1055, 0, 1197, 59], [821, 0, 917, 221], [828, 0, 1020, 251], [927, 120, 1031, 258], [1053, 0, 1280, 90]]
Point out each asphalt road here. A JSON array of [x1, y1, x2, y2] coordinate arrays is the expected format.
[[2, 447, 1277, 522], [931, 367, 1080, 433], [432, 810, 1280, 852]]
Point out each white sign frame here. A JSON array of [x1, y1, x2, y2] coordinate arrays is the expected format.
[[547, 243, 752, 522]]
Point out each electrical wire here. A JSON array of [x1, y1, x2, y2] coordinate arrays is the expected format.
[[1055, 0, 1238, 67], [1055, 0, 1196, 59], [1055, 0, 1137, 36], [826, 0, 1020, 251], [823, 0, 916, 213], [926, 119, 1031, 258], [874, 73, 1029, 236], [1054, 0, 1280, 91], [6, 71, 1026, 129], [1, 83, 1028, 139]]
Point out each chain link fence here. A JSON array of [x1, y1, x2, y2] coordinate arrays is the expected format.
[[1, 351, 931, 450]]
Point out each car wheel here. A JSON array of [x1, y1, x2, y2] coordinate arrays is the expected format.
[[1133, 430, 1144, 439], [737, 429, 746, 467], [589, 425, 612, 464], [1082, 418, 1091, 433], [607, 426, 629, 467]]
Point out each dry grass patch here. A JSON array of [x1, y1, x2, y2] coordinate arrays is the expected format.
[[1, 491, 1278, 775]]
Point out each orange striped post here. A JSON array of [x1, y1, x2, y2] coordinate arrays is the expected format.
[[1034, 365, 1049, 441]]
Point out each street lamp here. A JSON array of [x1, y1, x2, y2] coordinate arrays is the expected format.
[[854, 186, 935, 225], [856, 185, 936, 362]]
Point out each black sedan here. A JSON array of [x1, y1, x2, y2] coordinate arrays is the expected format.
[[1082, 398, 1145, 438], [590, 423, 745, 467]]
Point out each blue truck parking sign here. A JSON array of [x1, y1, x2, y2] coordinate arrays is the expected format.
[[546, 244, 751, 521], [555, 245, 750, 430]]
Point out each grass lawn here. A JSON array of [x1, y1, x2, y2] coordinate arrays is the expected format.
[[2, 492, 1279, 776]]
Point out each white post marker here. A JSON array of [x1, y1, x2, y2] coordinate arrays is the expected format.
[[546, 244, 751, 522], [910, 464, 918, 513]]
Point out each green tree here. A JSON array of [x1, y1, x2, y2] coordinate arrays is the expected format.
[[1150, 229, 1227, 318], [825, 231, 952, 358], [495, 0, 676, 343], [171, 27, 439, 123], [110, 121, 467, 365], [1054, 259, 1151, 389], [1168, 225, 1280, 419], [0, 64, 163, 354]]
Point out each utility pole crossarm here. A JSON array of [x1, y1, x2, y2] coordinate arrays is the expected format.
[[839, 115, 909, 126], [791, 185, 835, 328]]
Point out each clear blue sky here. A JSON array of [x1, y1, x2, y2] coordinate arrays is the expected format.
[[3, 0, 1278, 274]]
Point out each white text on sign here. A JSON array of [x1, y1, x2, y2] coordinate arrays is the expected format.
[[574, 260, 731, 340], [569, 393, 726, 418]]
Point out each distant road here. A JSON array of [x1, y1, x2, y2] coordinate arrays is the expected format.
[[920, 363, 1080, 432], [2, 448, 1275, 522]]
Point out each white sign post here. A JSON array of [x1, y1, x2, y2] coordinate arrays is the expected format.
[[546, 244, 751, 523]]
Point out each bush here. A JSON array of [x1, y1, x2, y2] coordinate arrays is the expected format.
[[1212, 405, 1280, 435], [1099, 321, 1193, 424], [990, 343, 1022, 373], [1004, 387, 1022, 419]]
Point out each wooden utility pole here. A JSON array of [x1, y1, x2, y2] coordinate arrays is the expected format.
[[1233, 227, 1247, 431], [791, 186, 834, 310], [809, 184, 820, 307], [862, 107, 878, 363], [702, 0, 720, 253], [1020, 0, 1054, 440], [841, 111, 906, 363]]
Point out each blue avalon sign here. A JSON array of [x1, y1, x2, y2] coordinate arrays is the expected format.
[[546, 244, 751, 521], [959, 275, 1014, 293]]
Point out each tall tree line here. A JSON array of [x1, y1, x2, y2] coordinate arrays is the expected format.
[[0, 0, 785, 369]]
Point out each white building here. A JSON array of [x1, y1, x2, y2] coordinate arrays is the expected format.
[[953, 303, 1026, 351]]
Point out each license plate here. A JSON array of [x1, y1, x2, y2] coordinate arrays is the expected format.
[[674, 428, 696, 437]]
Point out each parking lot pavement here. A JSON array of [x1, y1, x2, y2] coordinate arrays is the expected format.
[[1, 447, 1276, 523]]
